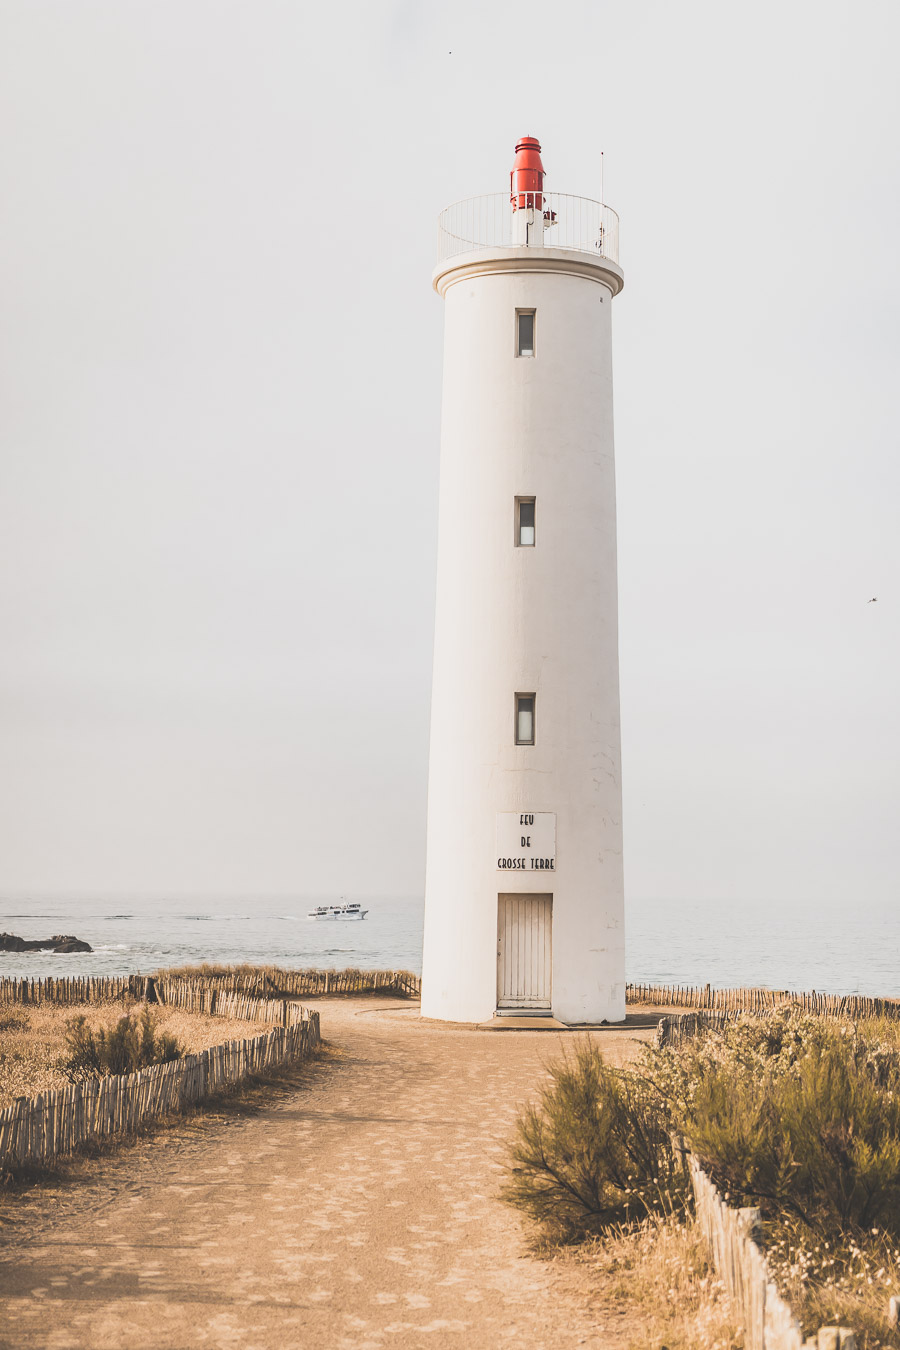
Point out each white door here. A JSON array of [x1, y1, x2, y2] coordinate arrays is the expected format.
[[497, 894, 552, 1010]]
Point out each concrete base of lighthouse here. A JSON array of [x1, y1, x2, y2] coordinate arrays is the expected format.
[[478, 1016, 570, 1030], [420, 879, 626, 1026]]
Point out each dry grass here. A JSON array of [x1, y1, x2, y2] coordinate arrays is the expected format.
[[153, 963, 419, 996], [858, 1016, 900, 1049], [155, 962, 285, 980], [765, 1220, 900, 1348], [571, 1215, 744, 1350], [156, 962, 382, 981], [0, 1001, 269, 1108]]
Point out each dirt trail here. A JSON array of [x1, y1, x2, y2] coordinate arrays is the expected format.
[[0, 999, 659, 1350]]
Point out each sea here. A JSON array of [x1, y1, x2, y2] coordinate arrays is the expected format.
[[0, 893, 898, 998]]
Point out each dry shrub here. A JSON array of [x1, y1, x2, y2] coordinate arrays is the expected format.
[[63, 1006, 182, 1079], [155, 962, 268, 980], [503, 1038, 689, 1242], [505, 1015, 900, 1343], [0, 1002, 269, 1107], [646, 1013, 900, 1237], [765, 1219, 900, 1348], [577, 1216, 743, 1350], [153, 963, 416, 997], [643, 1012, 900, 1344]]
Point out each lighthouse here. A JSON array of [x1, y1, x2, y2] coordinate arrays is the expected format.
[[420, 136, 626, 1025]]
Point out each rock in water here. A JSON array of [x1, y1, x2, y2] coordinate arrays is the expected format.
[[48, 935, 93, 953], [0, 933, 93, 954]]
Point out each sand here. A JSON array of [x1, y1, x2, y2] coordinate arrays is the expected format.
[[0, 997, 663, 1349]]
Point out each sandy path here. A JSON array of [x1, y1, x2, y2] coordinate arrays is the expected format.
[[0, 999, 659, 1350]]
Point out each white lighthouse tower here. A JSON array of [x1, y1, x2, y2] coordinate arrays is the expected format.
[[421, 136, 626, 1025]]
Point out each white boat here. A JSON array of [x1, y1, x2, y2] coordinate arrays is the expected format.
[[307, 901, 369, 921]]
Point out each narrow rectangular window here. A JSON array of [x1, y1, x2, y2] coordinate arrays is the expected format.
[[515, 694, 535, 746], [516, 310, 535, 357], [516, 498, 535, 547]]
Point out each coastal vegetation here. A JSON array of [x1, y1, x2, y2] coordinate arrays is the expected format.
[[0, 966, 419, 1114], [571, 1215, 743, 1350], [152, 963, 421, 998], [63, 1007, 182, 1080], [0, 1000, 269, 1108], [503, 1039, 690, 1241], [506, 1013, 900, 1347], [653, 1013, 900, 1236]]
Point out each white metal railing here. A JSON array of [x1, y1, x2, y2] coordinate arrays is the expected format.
[[436, 192, 619, 266]]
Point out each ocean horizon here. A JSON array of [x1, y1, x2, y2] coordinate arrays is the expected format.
[[1, 892, 897, 999]]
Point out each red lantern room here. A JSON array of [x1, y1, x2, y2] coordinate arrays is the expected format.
[[510, 135, 545, 211]]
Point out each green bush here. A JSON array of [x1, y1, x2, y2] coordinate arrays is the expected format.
[[645, 1012, 900, 1237], [503, 1039, 690, 1242], [504, 1014, 900, 1248], [63, 1006, 182, 1080]]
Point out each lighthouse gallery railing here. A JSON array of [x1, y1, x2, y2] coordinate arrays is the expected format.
[[436, 192, 619, 266]]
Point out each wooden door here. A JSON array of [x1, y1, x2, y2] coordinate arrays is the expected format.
[[497, 894, 552, 1010]]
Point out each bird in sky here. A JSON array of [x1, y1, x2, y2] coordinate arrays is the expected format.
[[868, 597, 878, 603]]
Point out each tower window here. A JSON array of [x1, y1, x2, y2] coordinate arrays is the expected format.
[[516, 310, 535, 357], [515, 694, 535, 745], [516, 498, 535, 547]]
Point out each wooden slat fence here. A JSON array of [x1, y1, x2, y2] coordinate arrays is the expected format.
[[4, 976, 893, 1015], [153, 983, 297, 1022], [680, 1141, 856, 1350], [655, 1010, 733, 1048], [0, 1003, 319, 1171], [0, 974, 142, 1005], [0, 968, 422, 1008], [628, 983, 900, 1020], [156, 968, 422, 1000], [654, 998, 900, 1050]]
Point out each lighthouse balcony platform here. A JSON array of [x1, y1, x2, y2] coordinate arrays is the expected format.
[[436, 191, 619, 266]]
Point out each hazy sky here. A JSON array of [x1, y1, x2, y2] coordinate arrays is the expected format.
[[1, 0, 897, 903]]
